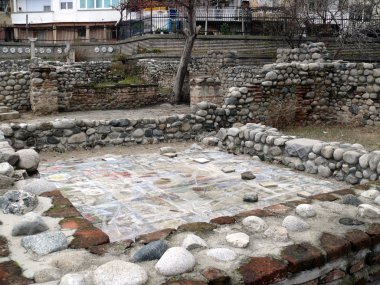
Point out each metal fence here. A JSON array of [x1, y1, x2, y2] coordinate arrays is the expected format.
[[117, 7, 380, 40], [1, 6, 379, 42]]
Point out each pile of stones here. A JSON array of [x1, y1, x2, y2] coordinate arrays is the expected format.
[[0, 130, 40, 192]]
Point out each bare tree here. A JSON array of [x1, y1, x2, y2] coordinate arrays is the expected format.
[[267, 0, 380, 58], [171, 0, 201, 103], [113, 0, 140, 39]]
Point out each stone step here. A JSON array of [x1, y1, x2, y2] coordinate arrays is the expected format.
[[0, 111, 20, 121], [0, 106, 11, 113]]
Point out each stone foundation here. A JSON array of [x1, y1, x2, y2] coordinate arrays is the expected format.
[[29, 66, 58, 115], [190, 76, 223, 106]]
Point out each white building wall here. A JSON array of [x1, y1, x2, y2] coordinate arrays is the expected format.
[[12, 0, 119, 24]]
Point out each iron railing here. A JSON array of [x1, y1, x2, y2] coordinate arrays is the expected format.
[[1, 6, 379, 42]]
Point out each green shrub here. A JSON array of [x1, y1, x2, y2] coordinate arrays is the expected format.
[[220, 23, 230, 35]]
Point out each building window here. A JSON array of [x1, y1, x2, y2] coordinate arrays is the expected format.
[[0, 0, 6, 12], [80, 0, 118, 9], [78, 26, 86, 37], [43, 5, 51, 11], [61, 1, 73, 9]]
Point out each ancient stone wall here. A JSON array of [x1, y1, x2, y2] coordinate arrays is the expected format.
[[0, 60, 117, 111], [190, 76, 223, 106], [205, 122, 380, 185], [276, 42, 330, 63], [0, 114, 203, 152], [66, 84, 163, 111], [29, 66, 58, 115], [0, 71, 30, 111]]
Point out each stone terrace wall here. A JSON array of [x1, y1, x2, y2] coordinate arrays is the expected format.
[[137, 51, 239, 84]]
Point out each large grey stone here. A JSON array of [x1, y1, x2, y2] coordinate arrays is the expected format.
[[67, 133, 86, 144], [132, 129, 144, 138], [264, 226, 289, 242], [242, 216, 268, 232], [318, 165, 331, 178], [22, 178, 57, 195], [34, 267, 62, 283], [182, 233, 207, 250], [16, 149, 40, 171], [155, 247, 195, 276], [226, 232, 249, 248], [343, 151, 361, 164], [60, 273, 85, 285], [295, 204, 316, 218], [21, 231, 68, 255], [93, 260, 148, 285], [12, 212, 49, 236], [285, 139, 321, 159], [0, 162, 14, 177], [206, 248, 237, 262], [358, 204, 380, 218], [159, 147, 176, 155], [52, 119, 76, 129], [341, 194, 362, 206], [265, 71, 278, 80], [0, 174, 13, 190], [369, 153, 380, 171], [282, 215, 310, 232], [227, 128, 239, 137], [132, 240, 168, 262], [1, 190, 38, 215], [360, 190, 380, 200], [0, 151, 19, 166]]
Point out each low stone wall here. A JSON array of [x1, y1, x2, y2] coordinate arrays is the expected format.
[[0, 114, 204, 151], [66, 84, 164, 111], [207, 123, 380, 185]]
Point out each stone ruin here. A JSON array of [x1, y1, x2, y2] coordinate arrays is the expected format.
[[0, 42, 379, 285]]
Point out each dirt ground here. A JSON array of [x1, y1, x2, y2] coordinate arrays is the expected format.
[[11, 104, 191, 124]]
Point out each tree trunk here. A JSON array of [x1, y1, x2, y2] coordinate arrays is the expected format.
[[172, 34, 196, 104]]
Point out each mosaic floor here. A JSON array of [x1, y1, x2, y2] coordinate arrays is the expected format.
[[39, 148, 347, 242]]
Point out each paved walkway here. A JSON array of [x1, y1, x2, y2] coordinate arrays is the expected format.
[[39, 148, 348, 242]]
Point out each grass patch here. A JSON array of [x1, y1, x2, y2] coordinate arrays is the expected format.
[[94, 82, 115, 88], [280, 125, 380, 151], [118, 75, 146, 85]]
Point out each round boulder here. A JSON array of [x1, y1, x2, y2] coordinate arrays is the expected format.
[[1, 190, 38, 215], [155, 247, 195, 276], [93, 260, 148, 285], [16, 149, 40, 172]]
